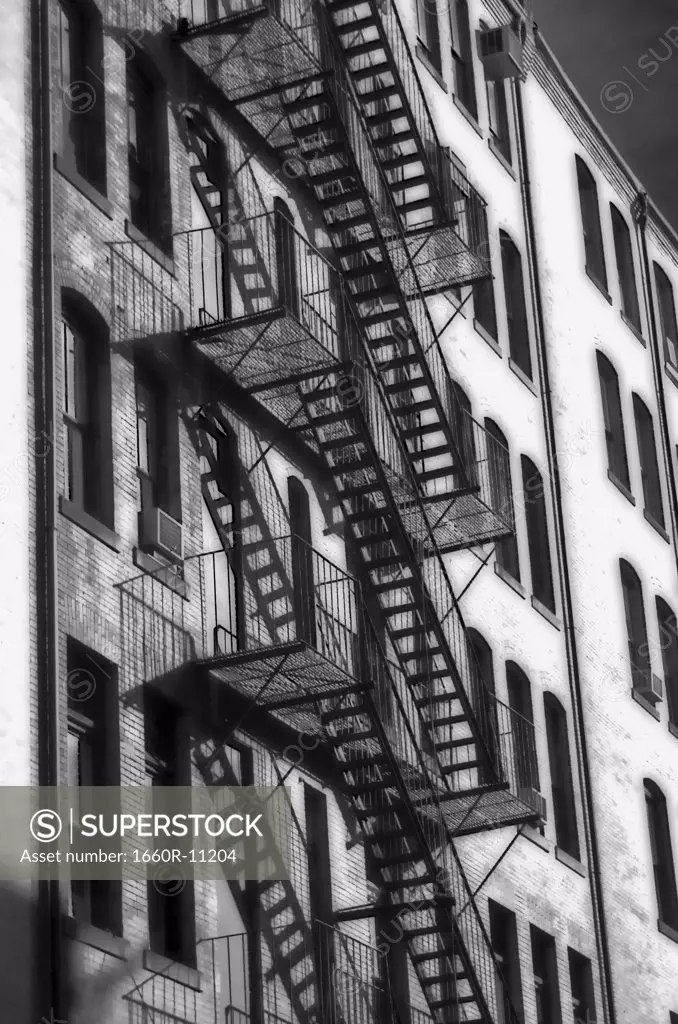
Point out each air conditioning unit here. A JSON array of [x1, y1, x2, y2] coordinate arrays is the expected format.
[[518, 786, 547, 821], [477, 25, 523, 81], [140, 507, 183, 563], [636, 673, 663, 705]]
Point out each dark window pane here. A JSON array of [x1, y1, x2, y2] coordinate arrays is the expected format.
[[568, 949, 596, 1024], [657, 598, 678, 727], [576, 157, 607, 289], [417, 0, 442, 71], [485, 419, 520, 581], [619, 559, 651, 689], [500, 232, 532, 379], [644, 780, 678, 929], [654, 264, 678, 368], [450, 0, 477, 117], [596, 352, 630, 489], [521, 457, 555, 612], [632, 394, 664, 527], [531, 926, 562, 1024], [544, 693, 580, 860], [611, 205, 640, 331], [474, 272, 498, 338]]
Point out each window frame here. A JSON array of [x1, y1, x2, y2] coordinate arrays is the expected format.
[[127, 58, 172, 252], [654, 263, 678, 369], [499, 231, 532, 380], [619, 559, 651, 690], [644, 779, 678, 931], [610, 204, 641, 332], [568, 948, 596, 1024], [61, 297, 114, 528], [416, 0, 442, 73], [575, 156, 608, 291], [449, 0, 477, 118], [485, 418, 520, 582], [632, 393, 665, 528], [489, 900, 524, 1024], [596, 351, 631, 491], [521, 456, 555, 613], [57, 0, 107, 193], [135, 359, 182, 524], [530, 925, 562, 1024], [543, 692, 580, 861], [656, 597, 678, 728]]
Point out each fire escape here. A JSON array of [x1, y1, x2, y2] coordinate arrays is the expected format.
[[115, 0, 544, 1021]]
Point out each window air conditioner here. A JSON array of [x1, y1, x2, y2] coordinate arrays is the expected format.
[[518, 786, 547, 821], [477, 25, 524, 81], [141, 507, 184, 563], [636, 673, 663, 705]]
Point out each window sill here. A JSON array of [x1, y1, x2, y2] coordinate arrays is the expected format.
[[143, 950, 201, 989], [64, 917, 129, 959], [125, 220, 174, 275], [643, 508, 670, 543], [415, 43, 448, 92], [488, 136, 516, 179], [60, 497, 120, 552], [631, 687, 661, 721], [555, 847, 586, 877], [620, 310, 646, 346], [665, 361, 678, 389], [658, 920, 678, 945], [54, 153, 113, 219], [452, 95, 483, 137], [669, 722, 678, 740], [530, 595, 561, 630], [134, 547, 189, 598], [473, 318, 502, 356], [521, 823, 550, 852], [508, 357, 537, 395], [607, 469, 635, 506], [585, 267, 612, 304], [494, 561, 525, 597]]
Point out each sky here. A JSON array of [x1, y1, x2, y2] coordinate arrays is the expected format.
[[531, 0, 678, 231]]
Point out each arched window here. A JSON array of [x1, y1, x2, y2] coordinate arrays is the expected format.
[[632, 394, 665, 529], [416, 0, 442, 73], [288, 477, 315, 645], [596, 351, 630, 491], [644, 780, 678, 929], [543, 693, 580, 860], [449, 0, 477, 118], [127, 56, 171, 251], [653, 263, 678, 369], [619, 559, 651, 689], [521, 456, 555, 613], [274, 199, 299, 315], [61, 292, 113, 528], [610, 204, 640, 332], [656, 598, 678, 728], [499, 231, 532, 380], [575, 156, 607, 289], [57, 0, 107, 193], [485, 419, 519, 582], [468, 628, 498, 784], [450, 381, 477, 487], [506, 661, 539, 794]]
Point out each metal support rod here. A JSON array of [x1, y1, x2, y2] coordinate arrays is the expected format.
[[454, 545, 496, 604], [455, 826, 524, 920]]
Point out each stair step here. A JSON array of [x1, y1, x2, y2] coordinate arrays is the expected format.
[[342, 480, 383, 499], [390, 625, 427, 642], [390, 173, 432, 192], [354, 285, 398, 303], [319, 189, 363, 210], [347, 777, 397, 796], [435, 737, 475, 752], [368, 552, 407, 569], [400, 196, 438, 215], [351, 60, 392, 81], [285, 93, 325, 114], [313, 166, 353, 187], [407, 444, 451, 462], [337, 455, 375, 473], [414, 688, 455, 705], [327, 728, 376, 746], [366, 108, 408, 129], [373, 576, 413, 593], [362, 83, 400, 104], [375, 352, 420, 372], [417, 465, 457, 482], [383, 377, 427, 394], [392, 400, 436, 416], [383, 873, 435, 891], [400, 647, 442, 662], [293, 119, 332, 140], [382, 151, 421, 173], [320, 433, 364, 451], [403, 422, 445, 438], [365, 827, 414, 844], [344, 39, 382, 59], [328, 0, 365, 11], [374, 849, 421, 867], [429, 997, 476, 1012], [343, 261, 388, 281], [341, 754, 390, 771], [373, 129, 416, 147], [307, 411, 347, 428], [336, 238, 379, 259], [322, 704, 367, 723], [411, 949, 446, 965], [334, 209, 374, 231], [357, 530, 393, 546], [434, 713, 468, 727], [362, 308, 400, 327], [336, 15, 377, 33], [441, 760, 482, 774], [382, 602, 420, 616]]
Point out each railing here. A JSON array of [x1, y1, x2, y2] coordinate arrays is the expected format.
[[184, 212, 351, 361], [207, 924, 390, 1024]]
